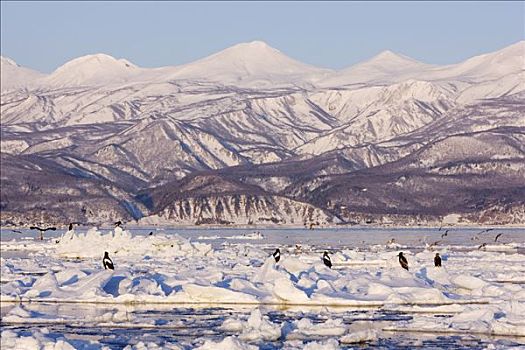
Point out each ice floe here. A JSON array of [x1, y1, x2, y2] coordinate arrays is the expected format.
[[1, 226, 524, 349]]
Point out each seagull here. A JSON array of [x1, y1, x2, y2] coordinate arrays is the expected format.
[[398, 252, 409, 271], [323, 251, 332, 269], [476, 228, 493, 235], [29, 226, 57, 240], [441, 230, 449, 239], [434, 253, 442, 267], [494, 233, 503, 242], [272, 248, 281, 263], [103, 252, 114, 270]]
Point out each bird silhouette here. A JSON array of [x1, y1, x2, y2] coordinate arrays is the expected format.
[[441, 230, 449, 239], [494, 233, 503, 242], [30, 226, 57, 240], [323, 252, 332, 269], [434, 253, 442, 267], [272, 248, 281, 263], [476, 228, 493, 235], [103, 252, 114, 270], [398, 252, 409, 271]]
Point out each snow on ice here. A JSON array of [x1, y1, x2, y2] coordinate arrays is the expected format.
[[1, 226, 524, 348]]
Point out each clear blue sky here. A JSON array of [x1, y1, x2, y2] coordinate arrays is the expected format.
[[1, 1, 523, 73]]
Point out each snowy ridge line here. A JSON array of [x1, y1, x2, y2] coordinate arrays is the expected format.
[[0, 296, 491, 307], [382, 327, 525, 338]]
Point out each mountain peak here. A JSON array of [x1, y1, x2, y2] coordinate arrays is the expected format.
[[427, 40, 525, 81], [236, 40, 273, 49], [224, 40, 281, 54], [1, 56, 20, 67], [45, 53, 139, 87], [169, 40, 330, 85], [373, 50, 399, 59], [206, 40, 282, 60], [1, 56, 45, 92], [320, 49, 429, 86], [367, 50, 422, 65], [54, 53, 137, 73]]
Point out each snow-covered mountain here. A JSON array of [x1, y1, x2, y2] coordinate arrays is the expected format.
[[320, 50, 433, 86], [1, 41, 524, 225], [164, 41, 333, 87], [0, 56, 46, 92], [321, 41, 525, 87], [423, 40, 525, 82], [41, 53, 143, 87]]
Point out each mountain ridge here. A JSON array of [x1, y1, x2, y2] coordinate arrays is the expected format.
[[3, 40, 523, 89], [1, 41, 524, 226]]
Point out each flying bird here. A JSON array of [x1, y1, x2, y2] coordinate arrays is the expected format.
[[30, 226, 57, 240], [272, 248, 281, 263], [478, 243, 487, 250], [476, 228, 493, 235], [323, 252, 332, 269], [494, 233, 503, 242], [398, 252, 409, 271], [103, 252, 114, 270], [434, 253, 442, 267], [441, 230, 449, 239]]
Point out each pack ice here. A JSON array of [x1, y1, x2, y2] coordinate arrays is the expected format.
[[1, 226, 524, 348]]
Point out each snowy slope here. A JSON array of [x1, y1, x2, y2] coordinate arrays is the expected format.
[[165, 41, 333, 87], [457, 71, 525, 103], [321, 50, 433, 86], [321, 41, 525, 87], [423, 41, 525, 82], [0, 56, 46, 92], [297, 80, 457, 155], [1, 41, 524, 224], [41, 54, 143, 87]]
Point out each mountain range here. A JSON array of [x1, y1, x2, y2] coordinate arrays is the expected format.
[[1, 41, 524, 227]]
